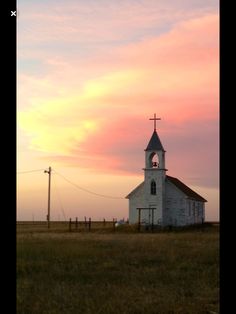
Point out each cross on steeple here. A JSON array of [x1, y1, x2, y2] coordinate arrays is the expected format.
[[149, 113, 161, 131]]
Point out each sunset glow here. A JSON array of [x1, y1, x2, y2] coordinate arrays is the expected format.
[[17, 0, 219, 221]]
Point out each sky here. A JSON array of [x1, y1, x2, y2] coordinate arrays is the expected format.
[[17, 0, 219, 222]]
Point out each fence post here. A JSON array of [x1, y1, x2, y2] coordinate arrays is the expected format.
[[69, 218, 72, 232], [103, 218, 106, 227], [75, 217, 78, 230], [88, 217, 91, 231], [84, 216, 87, 229]]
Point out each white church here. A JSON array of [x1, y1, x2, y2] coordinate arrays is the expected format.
[[126, 114, 207, 227]]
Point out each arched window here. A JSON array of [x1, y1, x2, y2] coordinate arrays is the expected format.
[[150, 180, 156, 195]]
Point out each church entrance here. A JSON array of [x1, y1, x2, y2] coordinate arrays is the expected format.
[[136, 207, 156, 231]]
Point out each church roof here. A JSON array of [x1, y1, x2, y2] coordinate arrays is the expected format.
[[145, 130, 165, 151], [166, 176, 207, 202], [125, 182, 144, 199]]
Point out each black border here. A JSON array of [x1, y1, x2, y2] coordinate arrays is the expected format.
[[220, 1, 235, 313], [3, 1, 16, 311]]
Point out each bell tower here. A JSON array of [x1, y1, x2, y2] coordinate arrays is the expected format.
[[143, 114, 167, 224]]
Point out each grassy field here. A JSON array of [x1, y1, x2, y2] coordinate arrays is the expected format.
[[17, 223, 219, 314]]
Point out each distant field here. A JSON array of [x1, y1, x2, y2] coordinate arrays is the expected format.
[[17, 223, 219, 314]]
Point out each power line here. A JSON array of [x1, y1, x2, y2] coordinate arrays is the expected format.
[[17, 169, 45, 174], [17, 167, 125, 199], [53, 169, 124, 200]]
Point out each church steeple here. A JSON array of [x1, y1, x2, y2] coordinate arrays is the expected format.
[[145, 113, 165, 151], [142, 114, 167, 225], [145, 130, 164, 151], [144, 114, 166, 170]]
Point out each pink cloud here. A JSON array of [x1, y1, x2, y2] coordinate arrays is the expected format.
[[18, 13, 219, 189], [40, 114, 218, 191]]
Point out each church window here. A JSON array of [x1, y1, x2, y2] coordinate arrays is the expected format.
[[150, 180, 156, 195]]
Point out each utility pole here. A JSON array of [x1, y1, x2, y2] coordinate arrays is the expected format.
[[44, 166, 52, 228]]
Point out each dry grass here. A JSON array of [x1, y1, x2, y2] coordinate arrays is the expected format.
[[17, 223, 219, 314]]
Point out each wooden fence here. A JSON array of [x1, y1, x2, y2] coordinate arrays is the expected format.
[[16, 218, 120, 232]]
